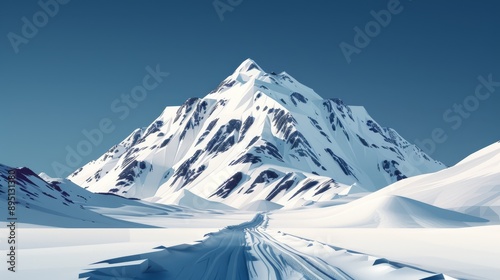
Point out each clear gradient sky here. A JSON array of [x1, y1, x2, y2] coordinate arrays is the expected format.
[[1, 0, 499, 177]]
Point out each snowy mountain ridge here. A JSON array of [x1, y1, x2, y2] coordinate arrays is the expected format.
[[68, 59, 444, 208]]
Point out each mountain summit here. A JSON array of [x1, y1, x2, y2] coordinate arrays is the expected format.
[[68, 59, 444, 208]]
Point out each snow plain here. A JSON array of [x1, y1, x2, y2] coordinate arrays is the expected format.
[[4, 214, 496, 279]]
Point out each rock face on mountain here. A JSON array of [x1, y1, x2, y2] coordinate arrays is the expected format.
[[68, 59, 444, 208]]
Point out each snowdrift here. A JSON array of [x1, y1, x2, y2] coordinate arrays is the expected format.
[[365, 141, 500, 221]]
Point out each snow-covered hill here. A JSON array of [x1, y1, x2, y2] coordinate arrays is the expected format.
[[68, 59, 444, 208], [269, 141, 500, 228], [0, 164, 235, 227], [0, 164, 145, 227], [364, 141, 500, 221]]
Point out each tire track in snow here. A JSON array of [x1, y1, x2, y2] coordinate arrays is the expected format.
[[79, 213, 448, 280]]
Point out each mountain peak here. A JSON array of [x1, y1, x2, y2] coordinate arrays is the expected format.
[[228, 58, 265, 83], [222, 59, 323, 101], [235, 58, 263, 73]]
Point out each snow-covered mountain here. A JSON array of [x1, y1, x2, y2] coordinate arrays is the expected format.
[[0, 164, 146, 227], [0, 163, 239, 227], [68, 59, 444, 208]]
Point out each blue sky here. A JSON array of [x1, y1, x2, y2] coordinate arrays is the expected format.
[[1, 0, 499, 177]]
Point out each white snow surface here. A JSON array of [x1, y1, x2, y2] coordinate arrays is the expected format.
[[269, 141, 500, 228], [372, 141, 500, 221]]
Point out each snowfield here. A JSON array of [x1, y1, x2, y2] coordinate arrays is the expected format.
[[3, 214, 498, 279], [79, 214, 458, 280], [271, 226, 500, 280]]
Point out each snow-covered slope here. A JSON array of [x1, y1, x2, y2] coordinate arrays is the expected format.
[[0, 164, 146, 227], [269, 141, 500, 227], [154, 189, 236, 211], [69, 59, 444, 208], [0, 164, 232, 227], [366, 141, 500, 221]]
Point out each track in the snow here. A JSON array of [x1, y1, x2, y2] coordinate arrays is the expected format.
[[79, 213, 447, 280]]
